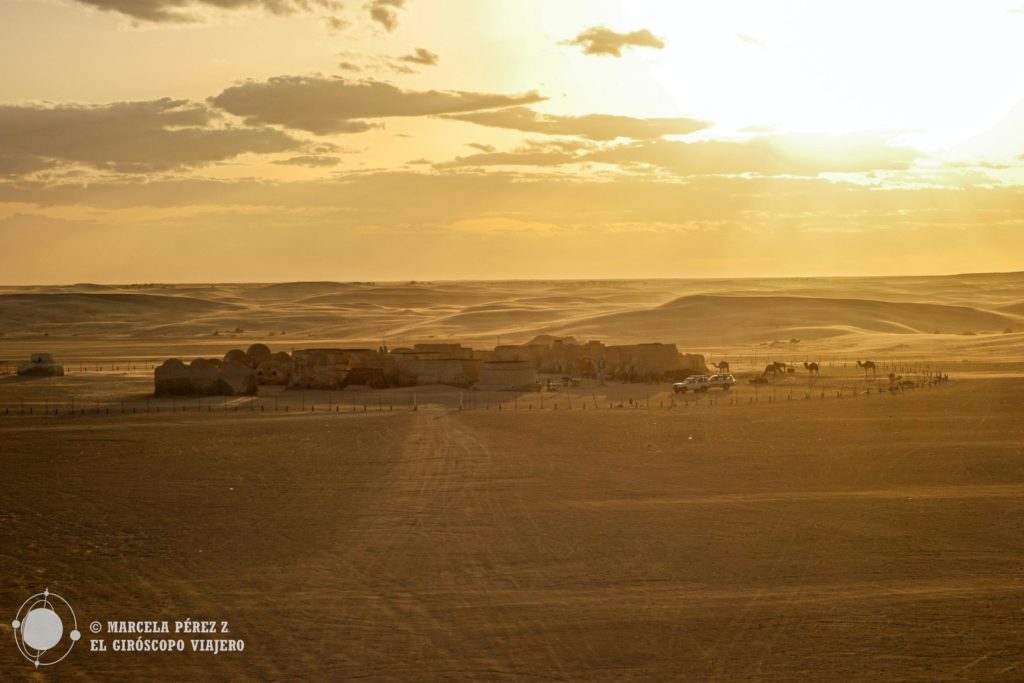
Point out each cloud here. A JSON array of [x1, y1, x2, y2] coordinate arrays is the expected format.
[[210, 75, 545, 135], [399, 47, 439, 66], [325, 15, 349, 31], [336, 51, 431, 75], [440, 134, 921, 176], [440, 150, 579, 168], [438, 140, 593, 168], [563, 26, 664, 57], [70, 0, 340, 23], [273, 154, 341, 167], [0, 98, 299, 173], [445, 106, 709, 140], [368, 0, 404, 31], [0, 153, 55, 178], [737, 33, 764, 46], [466, 143, 496, 153]]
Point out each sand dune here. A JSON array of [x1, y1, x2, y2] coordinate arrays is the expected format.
[[0, 292, 240, 326], [547, 294, 1019, 345], [1, 273, 1022, 361]]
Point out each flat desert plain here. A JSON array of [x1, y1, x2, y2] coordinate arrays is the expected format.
[[1, 274, 1024, 681]]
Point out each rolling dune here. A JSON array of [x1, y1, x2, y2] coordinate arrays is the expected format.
[[547, 294, 1020, 345], [0, 273, 1021, 361]]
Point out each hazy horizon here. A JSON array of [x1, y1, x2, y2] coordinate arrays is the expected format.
[[4, 268, 1024, 288]]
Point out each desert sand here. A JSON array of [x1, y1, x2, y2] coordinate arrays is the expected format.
[[1, 274, 1023, 681]]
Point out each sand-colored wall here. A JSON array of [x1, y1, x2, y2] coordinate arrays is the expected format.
[[478, 360, 538, 390], [489, 338, 706, 378], [289, 349, 350, 389]]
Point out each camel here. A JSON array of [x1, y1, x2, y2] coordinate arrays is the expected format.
[[803, 361, 819, 375], [711, 360, 730, 373], [763, 361, 788, 376], [857, 360, 877, 377]]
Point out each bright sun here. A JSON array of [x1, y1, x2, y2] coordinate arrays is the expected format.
[[620, 0, 1024, 157]]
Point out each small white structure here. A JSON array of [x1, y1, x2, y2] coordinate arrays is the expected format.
[[17, 352, 64, 378]]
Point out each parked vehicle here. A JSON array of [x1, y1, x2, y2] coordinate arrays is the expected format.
[[705, 373, 736, 390], [673, 375, 709, 393]]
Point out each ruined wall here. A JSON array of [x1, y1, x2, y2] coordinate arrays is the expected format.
[[681, 353, 709, 373], [17, 352, 64, 377], [390, 344, 480, 387], [391, 354, 480, 387], [604, 343, 682, 375], [289, 349, 349, 390], [255, 351, 294, 385], [487, 337, 706, 379], [477, 360, 538, 390], [286, 348, 391, 389], [154, 358, 256, 396]]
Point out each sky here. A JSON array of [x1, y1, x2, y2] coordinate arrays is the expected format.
[[1, 0, 1023, 283]]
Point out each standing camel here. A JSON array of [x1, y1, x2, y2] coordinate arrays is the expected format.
[[803, 361, 819, 375], [712, 360, 730, 373], [857, 360, 877, 377]]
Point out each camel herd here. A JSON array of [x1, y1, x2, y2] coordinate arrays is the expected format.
[[704, 357, 949, 385]]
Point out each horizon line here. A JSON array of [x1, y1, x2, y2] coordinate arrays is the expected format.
[[1, 269, 1023, 288]]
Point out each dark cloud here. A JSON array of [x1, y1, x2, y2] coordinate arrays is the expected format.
[[368, 0, 404, 31], [0, 153, 55, 178], [446, 106, 709, 141], [210, 75, 545, 135], [399, 47, 439, 66], [438, 140, 592, 168], [0, 98, 299, 173], [563, 26, 664, 57], [71, 0, 340, 23], [466, 143, 496, 153], [440, 150, 579, 168], [273, 154, 341, 167], [337, 52, 420, 75], [325, 15, 349, 31]]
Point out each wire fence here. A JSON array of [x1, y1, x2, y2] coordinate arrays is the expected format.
[[0, 373, 953, 419]]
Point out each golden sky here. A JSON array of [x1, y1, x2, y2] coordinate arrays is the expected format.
[[1, 0, 1023, 282]]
